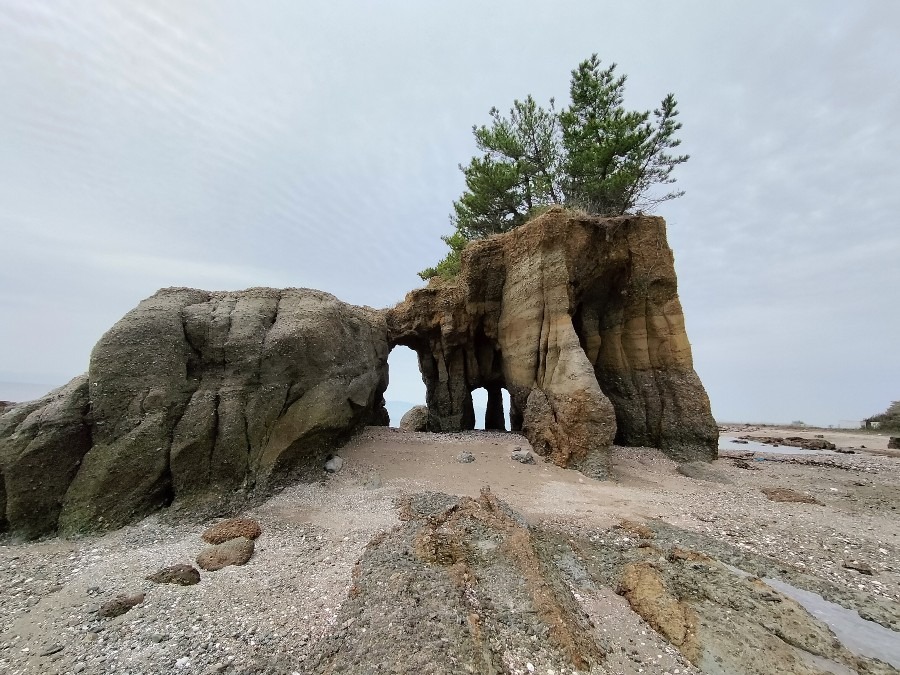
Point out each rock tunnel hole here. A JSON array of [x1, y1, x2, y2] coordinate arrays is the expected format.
[[470, 387, 512, 431], [384, 345, 427, 426]]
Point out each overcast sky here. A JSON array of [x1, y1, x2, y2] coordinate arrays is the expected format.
[[1, 1, 897, 426]]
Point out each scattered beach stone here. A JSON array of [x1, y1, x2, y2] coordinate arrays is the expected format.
[[843, 559, 874, 575], [511, 449, 535, 464], [834, 448, 855, 454], [197, 536, 255, 571], [761, 487, 822, 505], [617, 519, 654, 539], [147, 563, 201, 585], [39, 644, 64, 657], [97, 592, 145, 618], [202, 518, 262, 544], [677, 461, 732, 484], [324, 455, 344, 473], [363, 472, 383, 489], [456, 451, 475, 463]]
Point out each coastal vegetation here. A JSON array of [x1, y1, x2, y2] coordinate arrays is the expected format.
[[420, 54, 688, 279]]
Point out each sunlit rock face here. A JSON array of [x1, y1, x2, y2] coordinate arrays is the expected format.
[[387, 208, 717, 477]]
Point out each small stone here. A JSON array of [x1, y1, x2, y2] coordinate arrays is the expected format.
[[39, 644, 64, 657], [677, 462, 733, 484], [843, 559, 874, 575], [760, 487, 822, 505], [197, 536, 255, 571], [147, 563, 201, 585], [175, 656, 191, 669], [149, 633, 167, 643], [97, 593, 145, 618], [511, 449, 535, 464], [202, 518, 262, 545], [456, 451, 475, 463], [363, 472, 383, 489], [324, 455, 344, 473]]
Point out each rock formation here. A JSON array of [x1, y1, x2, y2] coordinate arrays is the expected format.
[[0, 288, 389, 538], [398, 405, 429, 432], [387, 209, 717, 476], [0, 209, 715, 539]]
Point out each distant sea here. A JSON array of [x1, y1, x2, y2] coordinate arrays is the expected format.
[[385, 400, 501, 430], [0, 381, 57, 403], [0, 391, 504, 430]]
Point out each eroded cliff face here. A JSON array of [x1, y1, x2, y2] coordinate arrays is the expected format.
[[0, 288, 389, 538], [387, 209, 717, 476]]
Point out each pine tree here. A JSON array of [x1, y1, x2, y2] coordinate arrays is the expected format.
[[452, 96, 562, 241], [419, 55, 688, 280], [560, 56, 688, 215]]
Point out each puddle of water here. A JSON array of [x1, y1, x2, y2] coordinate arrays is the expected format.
[[763, 577, 900, 669], [718, 435, 836, 455], [722, 563, 900, 669]]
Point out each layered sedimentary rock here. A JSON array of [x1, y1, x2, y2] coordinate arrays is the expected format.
[[387, 208, 717, 476], [0, 288, 389, 538]]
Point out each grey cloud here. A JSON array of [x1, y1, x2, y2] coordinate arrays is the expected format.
[[0, 0, 897, 425]]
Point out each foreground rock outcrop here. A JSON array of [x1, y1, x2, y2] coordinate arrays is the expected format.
[[388, 209, 717, 476], [1, 288, 388, 538]]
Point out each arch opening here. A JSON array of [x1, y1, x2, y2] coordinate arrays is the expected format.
[[384, 345, 427, 427], [470, 386, 512, 431]]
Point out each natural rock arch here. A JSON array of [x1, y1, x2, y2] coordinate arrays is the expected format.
[[386, 209, 717, 475]]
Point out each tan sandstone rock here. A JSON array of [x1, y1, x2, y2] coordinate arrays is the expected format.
[[197, 536, 255, 571], [202, 517, 262, 544], [398, 405, 429, 431], [387, 209, 716, 476]]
